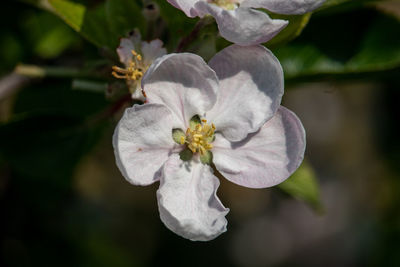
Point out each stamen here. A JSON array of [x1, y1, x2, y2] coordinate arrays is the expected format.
[[183, 119, 216, 155], [111, 49, 145, 81]]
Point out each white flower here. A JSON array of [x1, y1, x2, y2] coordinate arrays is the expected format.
[[112, 30, 167, 100], [167, 0, 325, 45], [113, 44, 306, 241]]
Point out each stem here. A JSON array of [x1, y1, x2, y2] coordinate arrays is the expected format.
[[0, 73, 31, 101], [72, 79, 108, 93], [176, 16, 214, 53], [15, 64, 101, 79]]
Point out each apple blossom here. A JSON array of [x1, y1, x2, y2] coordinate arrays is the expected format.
[[113, 44, 306, 241], [167, 0, 325, 45], [112, 30, 167, 100]]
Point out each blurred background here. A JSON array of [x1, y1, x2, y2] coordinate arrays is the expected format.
[[1, 0, 399, 266]]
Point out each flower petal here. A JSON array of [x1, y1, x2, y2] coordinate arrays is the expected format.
[[117, 31, 142, 66], [142, 53, 219, 129], [113, 104, 177, 186], [206, 44, 284, 142], [141, 39, 167, 67], [213, 106, 306, 189], [242, 0, 325, 15], [195, 2, 288, 46], [157, 154, 229, 241], [167, 0, 202, 17]]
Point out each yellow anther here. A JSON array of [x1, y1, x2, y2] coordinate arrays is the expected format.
[[112, 49, 145, 82], [182, 119, 216, 155], [180, 136, 186, 145]]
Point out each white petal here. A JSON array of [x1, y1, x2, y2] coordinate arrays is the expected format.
[[206, 45, 284, 142], [157, 154, 229, 241], [113, 104, 177, 186], [167, 0, 203, 17], [142, 53, 219, 129], [213, 106, 306, 188], [141, 39, 167, 67], [128, 80, 145, 101], [195, 2, 287, 46], [117, 31, 142, 66], [242, 0, 325, 15]]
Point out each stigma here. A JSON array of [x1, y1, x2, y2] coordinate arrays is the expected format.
[[112, 50, 145, 81], [181, 119, 215, 155]]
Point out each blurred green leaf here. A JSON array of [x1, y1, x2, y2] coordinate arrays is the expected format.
[[154, 0, 197, 51], [30, 0, 117, 48], [105, 0, 145, 39], [267, 13, 311, 48], [24, 11, 79, 59], [274, 11, 400, 80], [278, 161, 322, 212]]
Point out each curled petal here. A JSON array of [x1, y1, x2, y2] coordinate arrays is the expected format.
[[142, 53, 219, 129], [167, 0, 202, 17], [157, 154, 229, 241], [195, 2, 287, 46], [242, 0, 326, 15], [206, 44, 284, 142], [113, 104, 177, 186], [213, 106, 306, 188]]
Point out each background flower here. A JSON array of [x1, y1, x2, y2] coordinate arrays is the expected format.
[[167, 0, 325, 45], [113, 30, 166, 100]]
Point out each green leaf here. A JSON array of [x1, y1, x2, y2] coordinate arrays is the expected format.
[[273, 11, 400, 80], [105, 0, 145, 38], [37, 0, 116, 48], [154, 0, 197, 51], [278, 161, 323, 212], [267, 13, 312, 48]]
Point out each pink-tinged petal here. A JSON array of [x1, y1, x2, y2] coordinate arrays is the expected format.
[[157, 154, 229, 241], [167, 0, 203, 17], [141, 39, 167, 67], [117, 31, 142, 66], [206, 45, 284, 142], [213, 106, 306, 189], [242, 0, 325, 15], [113, 104, 177, 186], [195, 2, 288, 46], [142, 53, 219, 130], [117, 38, 136, 66]]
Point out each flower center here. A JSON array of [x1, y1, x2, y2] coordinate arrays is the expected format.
[[180, 119, 215, 155], [112, 50, 145, 81], [208, 0, 240, 10]]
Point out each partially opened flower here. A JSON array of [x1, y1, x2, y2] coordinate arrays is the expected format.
[[113, 44, 306, 241], [112, 30, 167, 100], [167, 0, 325, 45]]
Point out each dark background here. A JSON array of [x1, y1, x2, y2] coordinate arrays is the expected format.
[[1, 0, 400, 266]]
